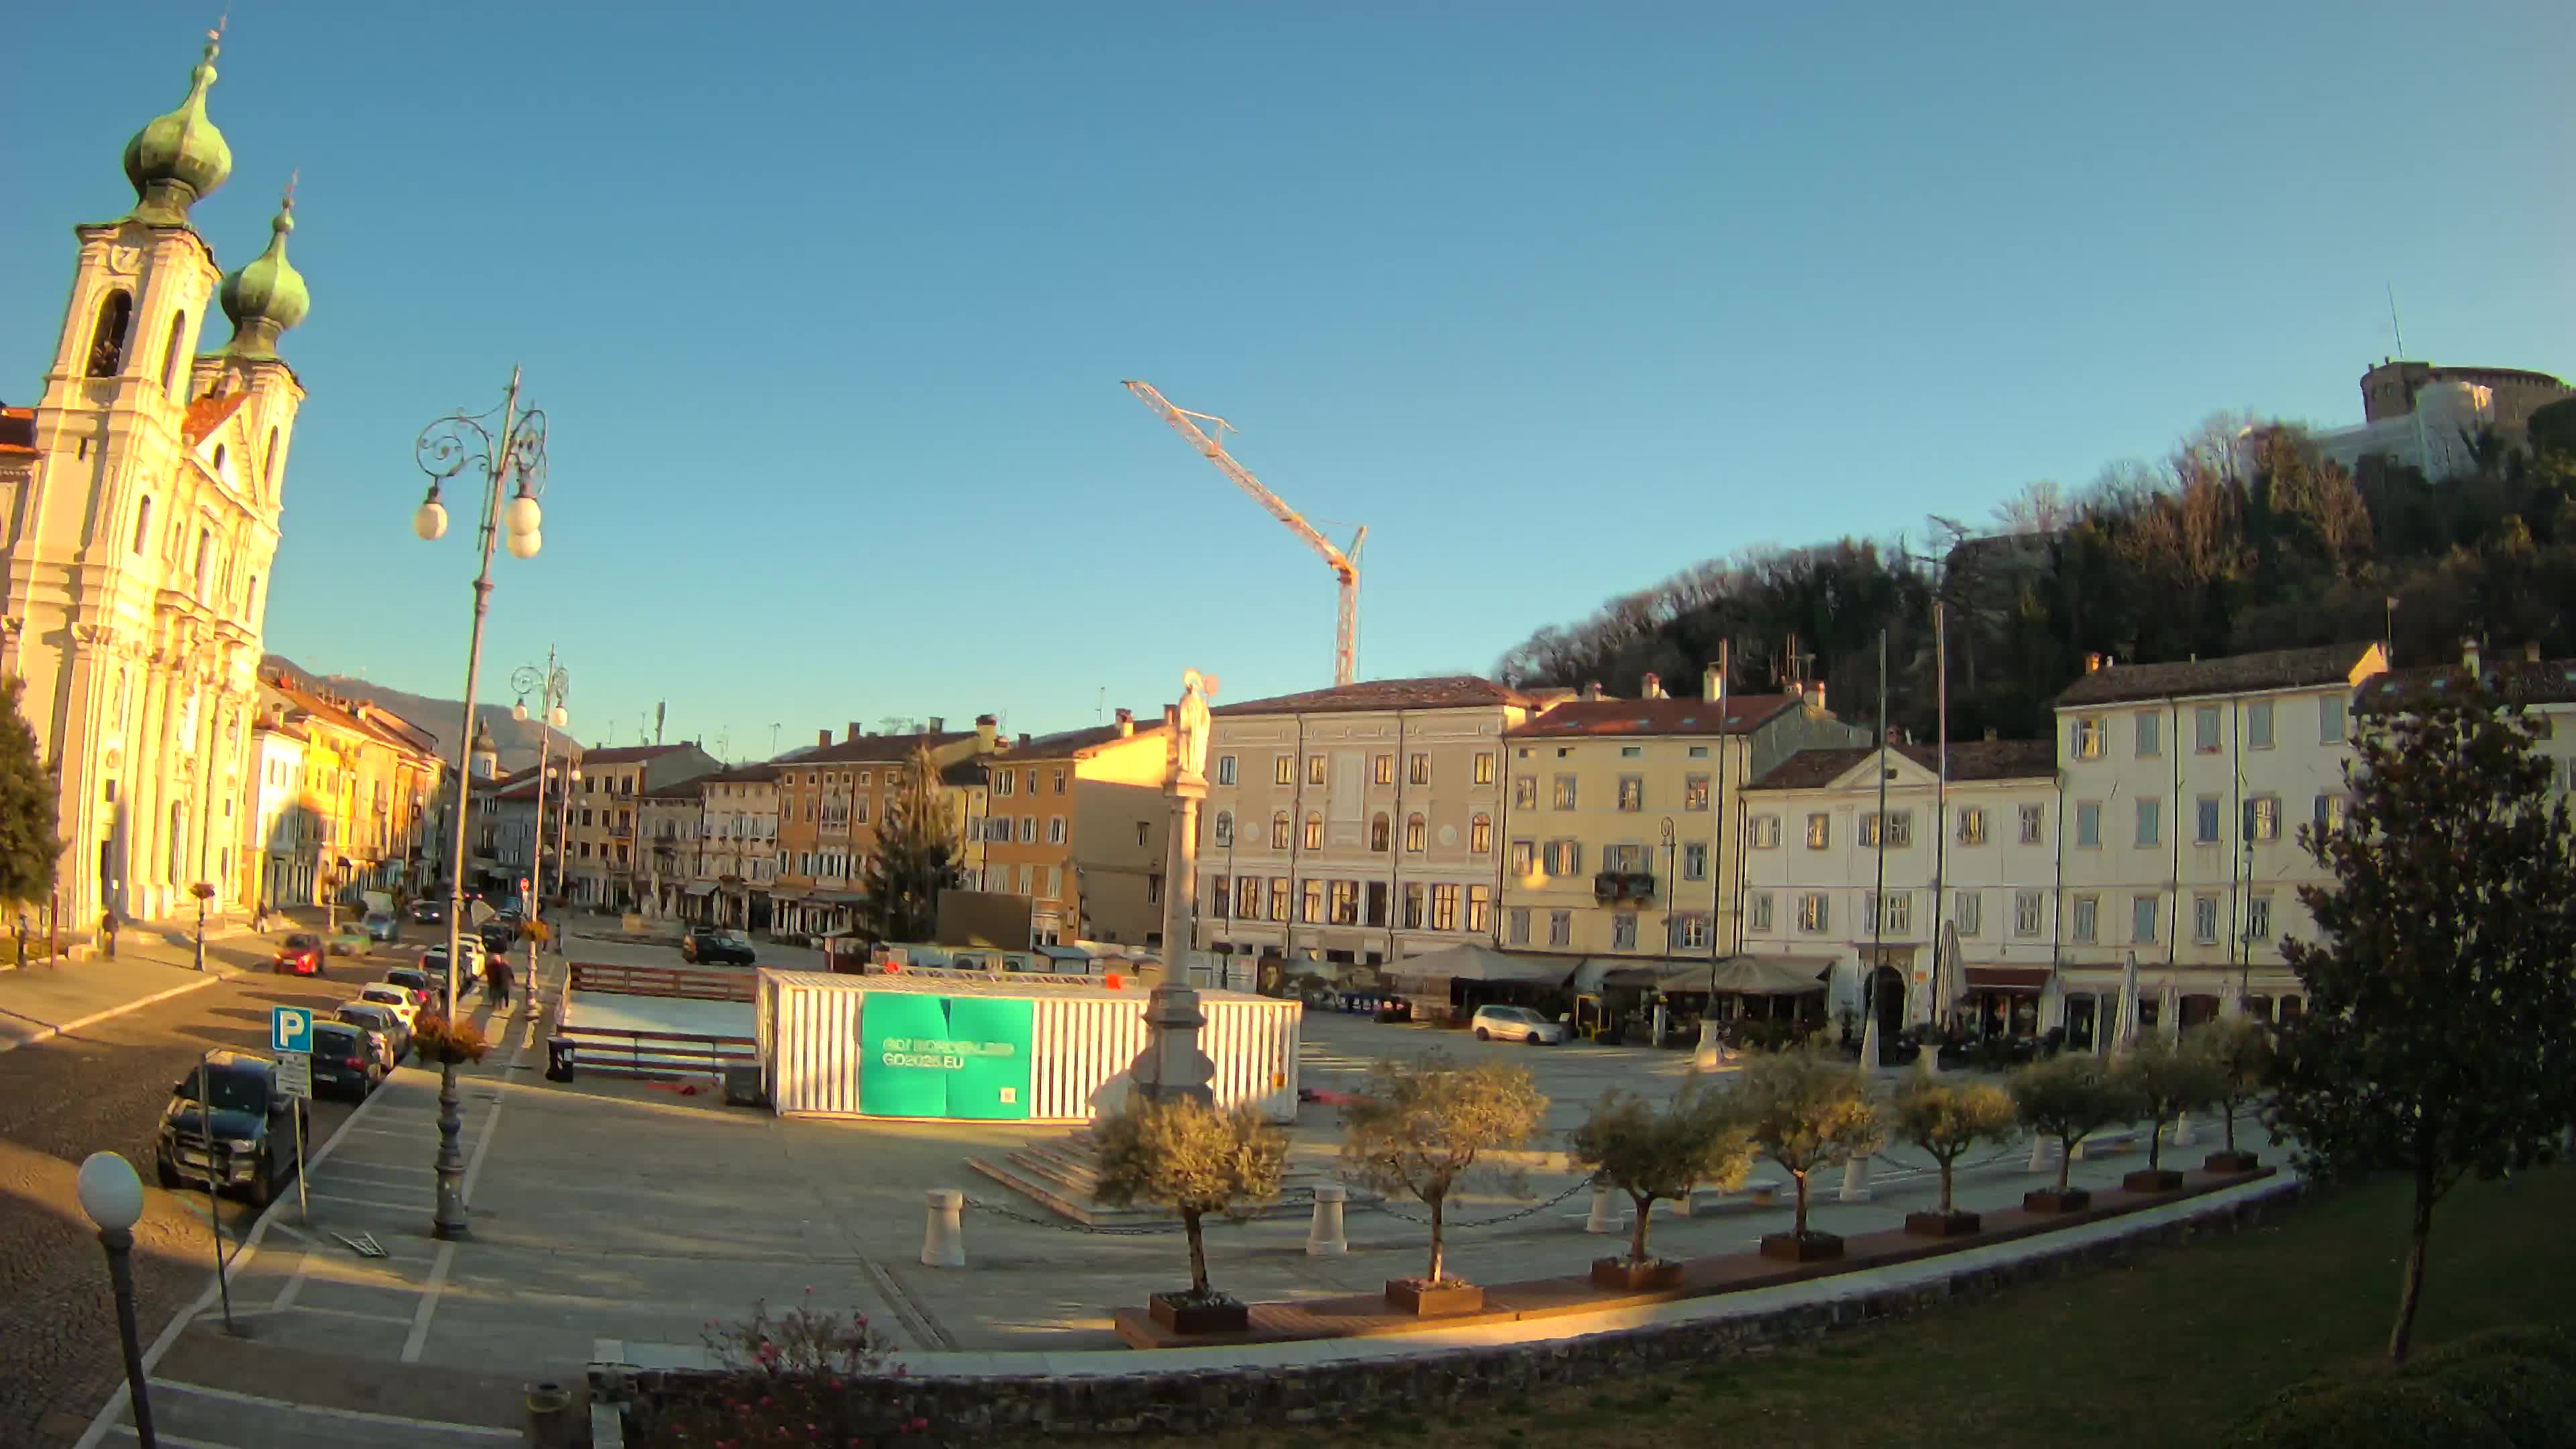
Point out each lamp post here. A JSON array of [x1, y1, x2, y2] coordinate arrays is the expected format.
[[556, 765, 578, 912], [76, 1151, 156, 1448], [513, 653, 570, 1003], [413, 370, 547, 1240]]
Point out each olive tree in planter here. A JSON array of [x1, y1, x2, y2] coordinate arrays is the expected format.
[[2010, 1053, 2140, 1212], [1566, 1082, 1752, 1290], [1890, 1068, 2018, 1236], [1734, 1044, 1885, 1263], [1091, 1095, 1288, 1335], [2194, 1018, 2272, 1173], [1340, 1052, 1549, 1316], [2111, 1034, 2228, 1193]]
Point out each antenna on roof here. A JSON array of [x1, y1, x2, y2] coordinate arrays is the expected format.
[[2386, 283, 2406, 358]]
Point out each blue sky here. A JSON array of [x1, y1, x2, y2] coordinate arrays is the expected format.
[[6, 2, 2571, 759]]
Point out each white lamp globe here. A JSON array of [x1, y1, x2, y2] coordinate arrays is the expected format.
[[548, 705, 568, 729], [413, 499, 449, 541], [504, 494, 543, 537], [506, 529, 541, 560], [513, 700, 529, 723], [76, 1151, 144, 1232]]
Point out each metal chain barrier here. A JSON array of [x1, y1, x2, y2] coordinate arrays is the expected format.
[[962, 1196, 1194, 1236], [1358, 1176, 1593, 1228]]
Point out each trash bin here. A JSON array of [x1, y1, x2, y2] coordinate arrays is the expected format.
[[545, 1038, 576, 1082]]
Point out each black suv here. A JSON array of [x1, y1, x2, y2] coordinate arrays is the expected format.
[[682, 926, 756, 965], [154, 1052, 304, 1205]]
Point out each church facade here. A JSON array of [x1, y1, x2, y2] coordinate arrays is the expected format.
[[0, 30, 310, 926]]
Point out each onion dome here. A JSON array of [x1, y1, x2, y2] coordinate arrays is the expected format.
[[123, 30, 232, 227], [220, 187, 310, 360]]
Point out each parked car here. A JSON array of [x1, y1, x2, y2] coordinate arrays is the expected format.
[[477, 916, 521, 953], [154, 1052, 303, 1205], [309, 1021, 383, 1099], [362, 910, 400, 944], [421, 938, 487, 987], [1469, 1004, 1566, 1045], [682, 927, 756, 966], [408, 899, 446, 926], [327, 924, 370, 957], [335, 1003, 405, 1069], [355, 983, 420, 1031], [271, 933, 326, 977], [380, 967, 437, 1012]]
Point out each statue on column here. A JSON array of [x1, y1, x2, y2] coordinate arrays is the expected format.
[[1135, 667, 1219, 1106], [1172, 669, 1216, 786]]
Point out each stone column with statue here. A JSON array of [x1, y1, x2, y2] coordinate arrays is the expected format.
[[1130, 669, 1220, 1107]]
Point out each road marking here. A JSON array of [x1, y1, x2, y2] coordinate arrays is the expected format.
[[267, 1248, 313, 1313], [285, 1302, 419, 1326], [317, 1159, 439, 1177], [402, 1241, 456, 1362], [105, 1426, 238, 1448], [306, 1190, 433, 1213], [148, 1380, 520, 1438], [459, 1088, 506, 1208]]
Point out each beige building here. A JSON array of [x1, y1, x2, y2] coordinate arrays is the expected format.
[[564, 742, 718, 910], [769, 720, 998, 940], [1499, 669, 1866, 963], [2050, 641, 2388, 1046], [981, 710, 1171, 947], [692, 761, 780, 929], [1193, 676, 1542, 967], [1, 35, 309, 926]]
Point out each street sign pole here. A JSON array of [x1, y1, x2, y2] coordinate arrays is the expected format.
[[270, 1008, 315, 1222]]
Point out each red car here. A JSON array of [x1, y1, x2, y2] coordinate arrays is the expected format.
[[271, 933, 326, 977]]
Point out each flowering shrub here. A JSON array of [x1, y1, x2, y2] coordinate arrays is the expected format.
[[410, 1014, 491, 1065], [639, 1291, 927, 1446]]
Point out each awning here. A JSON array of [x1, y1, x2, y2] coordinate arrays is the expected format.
[[683, 882, 716, 897], [808, 891, 865, 906], [1965, 966, 2053, 994], [1383, 943, 1565, 987], [1570, 955, 1713, 994], [1690, 955, 1836, 996]]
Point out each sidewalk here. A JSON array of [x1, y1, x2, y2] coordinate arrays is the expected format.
[[0, 926, 275, 1055]]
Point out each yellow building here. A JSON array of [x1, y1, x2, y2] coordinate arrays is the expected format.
[[980, 709, 1171, 947], [769, 716, 998, 939], [252, 675, 445, 906], [1499, 669, 1866, 960]]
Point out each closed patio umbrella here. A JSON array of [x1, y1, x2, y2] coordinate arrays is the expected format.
[[2112, 953, 2142, 1057]]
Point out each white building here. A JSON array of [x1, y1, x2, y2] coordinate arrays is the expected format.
[[1193, 676, 1542, 967], [2050, 641, 2389, 1046], [248, 713, 309, 909], [0, 34, 309, 925], [694, 763, 780, 930], [1738, 738, 2060, 1038]]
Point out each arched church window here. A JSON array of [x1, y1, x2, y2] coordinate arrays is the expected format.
[[131, 496, 153, 555], [211, 444, 227, 480], [265, 427, 280, 490], [88, 290, 134, 378], [245, 573, 260, 619], [160, 311, 188, 402]]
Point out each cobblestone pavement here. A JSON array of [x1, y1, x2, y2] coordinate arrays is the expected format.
[[0, 933, 431, 1446]]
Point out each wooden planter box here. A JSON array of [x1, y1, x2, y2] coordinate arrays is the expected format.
[[1758, 1231, 1845, 1263], [1590, 1258, 1685, 1291], [1384, 1279, 1485, 1316], [2023, 1187, 2092, 1214], [2203, 1150, 2261, 1175], [2122, 1169, 2185, 1193], [1903, 1210, 1983, 1238], [1146, 1292, 1249, 1336]]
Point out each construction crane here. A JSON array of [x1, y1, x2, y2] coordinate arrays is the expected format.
[[1123, 380, 1366, 686]]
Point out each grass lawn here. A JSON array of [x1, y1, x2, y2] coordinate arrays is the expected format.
[[1077, 1167, 2576, 1448]]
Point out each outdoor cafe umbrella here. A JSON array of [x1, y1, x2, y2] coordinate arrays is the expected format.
[[2112, 953, 2143, 1057], [2162, 979, 2184, 1044]]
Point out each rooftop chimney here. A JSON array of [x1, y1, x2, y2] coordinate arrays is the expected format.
[[1702, 663, 1723, 702], [2084, 652, 2103, 674], [846, 722, 861, 743], [1114, 707, 1134, 738], [2463, 637, 2481, 674], [1803, 682, 1826, 713], [976, 714, 998, 752], [1581, 680, 1602, 701], [1018, 733, 1031, 747], [818, 729, 831, 749], [1640, 672, 1664, 699], [927, 716, 945, 734]]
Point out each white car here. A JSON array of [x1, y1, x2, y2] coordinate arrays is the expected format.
[[1470, 1004, 1566, 1045], [354, 983, 420, 1030]]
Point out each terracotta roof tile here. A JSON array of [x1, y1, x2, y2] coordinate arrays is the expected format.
[[1014, 720, 1171, 757], [2053, 643, 2383, 708], [1213, 676, 1535, 717], [0, 407, 33, 458], [1506, 695, 1801, 739], [2357, 657, 2576, 711], [578, 743, 699, 766], [181, 391, 247, 448], [768, 731, 975, 767], [1748, 738, 2056, 791]]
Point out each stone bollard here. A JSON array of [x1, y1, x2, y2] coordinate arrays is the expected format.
[[2174, 1112, 2197, 1148], [2027, 1130, 2049, 1173], [1305, 1184, 1348, 1256], [1839, 1152, 1872, 1204], [1918, 1043, 1942, 1080], [1585, 1187, 1619, 1234], [921, 1188, 966, 1268], [524, 1381, 578, 1449]]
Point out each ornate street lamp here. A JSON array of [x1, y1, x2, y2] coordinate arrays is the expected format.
[[513, 652, 570, 1004], [414, 370, 547, 1240], [76, 1151, 156, 1448]]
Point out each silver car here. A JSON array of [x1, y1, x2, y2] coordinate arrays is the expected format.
[[1470, 1004, 1566, 1044]]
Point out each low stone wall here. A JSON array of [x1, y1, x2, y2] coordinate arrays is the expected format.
[[600, 1179, 2300, 1439]]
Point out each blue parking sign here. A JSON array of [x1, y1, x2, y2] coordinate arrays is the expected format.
[[271, 1006, 313, 1056]]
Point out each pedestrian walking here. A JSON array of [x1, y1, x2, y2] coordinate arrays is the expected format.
[[494, 957, 517, 1015], [13, 913, 28, 969], [99, 910, 118, 960]]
